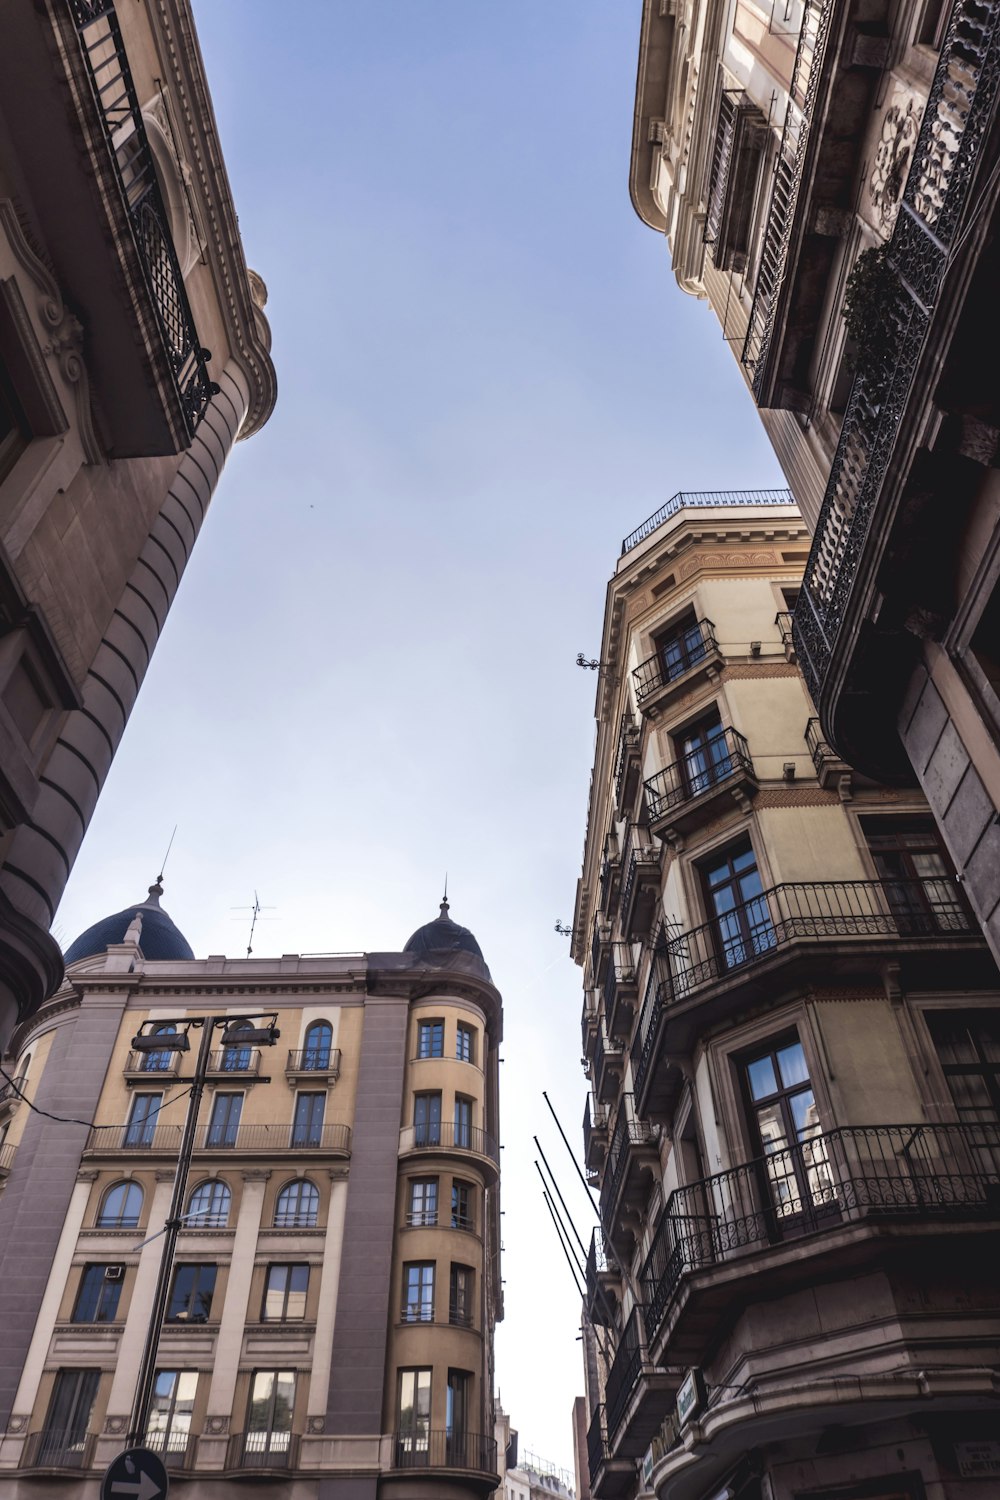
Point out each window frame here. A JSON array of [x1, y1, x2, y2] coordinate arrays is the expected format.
[[456, 1023, 476, 1065], [261, 1263, 309, 1322], [417, 1018, 445, 1059], [413, 1091, 442, 1146], [407, 1178, 439, 1227], [451, 1179, 474, 1231], [274, 1178, 320, 1229], [302, 1020, 333, 1069], [206, 1092, 243, 1149], [401, 1261, 435, 1323], [448, 1263, 474, 1328], [186, 1179, 231, 1229], [97, 1180, 143, 1229], [146, 1369, 197, 1457], [124, 1091, 163, 1148], [166, 1263, 217, 1324], [71, 1265, 123, 1324], [246, 1369, 296, 1458], [291, 1091, 325, 1147]]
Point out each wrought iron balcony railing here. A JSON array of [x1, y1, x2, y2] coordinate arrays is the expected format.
[[70, 0, 218, 435], [794, 0, 1000, 711], [605, 1307, 646, 1437], [601, 1095, 657, 1227], [390, 1430, 498, 1474], [85, 1122, 353, 1153], [143, 1430, 196, 1468], [613, 713, 643, 808], [742, 0, 836, 391], [0, 1074, 26, 1108], [0, 1142, 16, 1174], [641, 1121, 1000, 1346], [21, 1430, 96, 1470], [591, 917, 612, 980], [286, 1048, 342, 1077], [633, 621, 719, 706], [124, 1050, 183, 1077], [619, 824, 659, 931], [805, 715, 840, 772], [644, 728, 754, 823], [587, 1403, 609, 1484], [398, 1122, 500, 1163], [206, 1049, 261, 1076], [621, 489, 793, 555], [227, 1432, 299, 1470], [583, 1094, 609, 1160], [775, 611, 795, 650], [599, 854, 622, 917]]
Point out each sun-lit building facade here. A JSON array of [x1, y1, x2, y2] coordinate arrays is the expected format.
[[0, 0, 276, 1049], [573, 491, 1000, 1500], [0, 890, 502, 1498]]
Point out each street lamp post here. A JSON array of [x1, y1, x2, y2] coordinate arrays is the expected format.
[[126, 1012, 279, 1448]]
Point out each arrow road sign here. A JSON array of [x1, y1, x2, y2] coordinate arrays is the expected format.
[[102, 1447, 168, 1500]]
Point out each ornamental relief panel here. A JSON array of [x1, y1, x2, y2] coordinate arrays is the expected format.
[[862, 81, 925, 237]]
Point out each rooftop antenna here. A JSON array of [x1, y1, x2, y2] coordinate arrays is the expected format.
[[157, 825, 178, 885], [231, 891, 277, 957], [441, 871, 449, 916]]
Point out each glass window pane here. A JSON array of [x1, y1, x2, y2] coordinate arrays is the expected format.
[[789, 1087, 819, 1139], [776, 1042, 809, 1089], [746, 1055, 778, 1100]]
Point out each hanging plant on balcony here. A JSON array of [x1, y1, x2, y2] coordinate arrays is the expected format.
[[840, 245, 901, 394]]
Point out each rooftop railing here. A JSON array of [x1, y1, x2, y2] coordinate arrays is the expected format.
[[641, 1121, 1000, 1345], [794, 0, 1000, 707], [622, 490, 793, 554]]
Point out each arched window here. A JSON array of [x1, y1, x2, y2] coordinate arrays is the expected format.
[[98, 1180, 143, 1228], [221, 1019, 254, 1072], [18, 1053, 31, 1084], [143, 1023, 176, 1073], [303, 1021, 332, 1070], [274, 1179, 319, 1229], [187, 1179, 231, 1228]]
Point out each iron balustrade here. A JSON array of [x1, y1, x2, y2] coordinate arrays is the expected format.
[[601, 1096, 657, 1227], [584, 1095, 609, 1156], [0, 1074, 26, 1106], [0, 1143, 15, 1173], [704, 90, 768, 255], [286, 1047, 342, 1075], [633, 621, 719, 705], [794, 0, 1000, 705], [69, 0, 218, 435], [622, 490, 793, 555], [603, 943, 637, 1012], [644, 728, 754, 822], [605, 1307, 645, 1437], [591, 918, 612, 978], [594, 1027, 624, 1088], [631, 955, 673, 1109], [775, 612, 795, 649], [599, 855, 622, 916], [391, 1430, 497, 1473], [22, 1430, 96, 1469], [398, 1122, 499, 1162], [143, 1431, 196, 1468], [587, 1404, 609, 1483], [449, 1302, 474, 1328], [742, 0, 836, 391], [85, 1122, 352, 1153], [805, 715, 839, 771], [206, 1049, 261, 1076], [619, 825, 659, 920], [613, 713, 642, 805], [641, 1121, 1000, 1344], [125, 1050, 182, 1077], [228, 1432, 299, 1470]]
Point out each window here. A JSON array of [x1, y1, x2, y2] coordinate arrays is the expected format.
[[451, 1180, 473, 1231], [742, 1036, 834, 1218], [926, 1010, 1000, 1124], [274, 1179, 319, 1228], [146, 1370, 197, 1457], [916, 0, 949, 46], [262, 1263, 309, 1321], [143, 1024, 177, 1073], [402, 1262, 435, 1322], [0, 357, 28, 485], [677, 712, 732, 797], [417, 1019, 444, 1058], [206, 1093, 243, 1148], [446, 1369, 471, 1457], [454, 1096, 473, 1150], [167, 1264, 217, 1323], [864, 818, 967, 932], [291, 1092, 325, 1147], [397, 1368, 431, 1457], [704, 88, 768, 272], [408, 1179, 438, 1227], [72, 1266, 123, 1324], [449, 1264, 474, 1327], [302, 1021, 332, 1069], [40, 1368, 99, 1465], [655, 613, 709, 685], [414, 1092, 442, 1147], [702, 842, 775, 970], [186, 1180, 231, 1229], [124, 1092, 162, 1148], [456, 1024, 475, 1065], [220, 1020, 254, 1072], [245, 1370, 295, 1462], [97, 1181, 143, 1229]]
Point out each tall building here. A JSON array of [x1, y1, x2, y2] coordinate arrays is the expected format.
[[573, 491, 1000, 1500], [629, 0, 1000, 968], [0, 0, 277, 1047], [0, 889, 502, 1499]]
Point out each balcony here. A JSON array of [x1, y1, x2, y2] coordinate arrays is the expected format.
[[585, 1228, 620, 1328], [84, 1122, 352, 1155], [604, 1307, 674, 1458], [632, 879, 986, 1112], [21, 1430, 96, 1471], [641, 1121, 1000, 1365], [644, 728, 757, 843], [793, 0, 1000, 772], [584, 1095, 609, 1171], [0, 1074, 26, 1112], [598, 854, 622, 919], [775, 611, 796, 662], [227, 1432, 299, 1472], [389, 1430, 498, 1481], [586, 1403, 634, 1497], [603, 943, 639, 1041], [594, 1026, 625, 1107], [0, 1142, 15, 1178], [582, 988, 600, 1057], [600, 1096, 659, 1257], [206, 1049, 262, 1079], [632, 621, 722, 718], [621, 490, 794, 555], [398, 1122, 500, 1174], [144, 1431, 197, 1471], [124, 1051, 184, 1081], [613, 713, 643, 814], [286, 1048, 342, 1082], [705, 90, 769, 272], [805, 715, 853, 790], [619, 825, 660, 940], [591, 917, 613, 985]]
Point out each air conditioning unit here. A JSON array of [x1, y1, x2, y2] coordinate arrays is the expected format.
[[104, 1265, 126, 1282]]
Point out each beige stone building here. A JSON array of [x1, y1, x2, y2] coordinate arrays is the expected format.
[[0, 0, 276, 1047], [573, 491, 1000, 1500], [0, 891, 502, 1498], [629, 0, 1000, 970]]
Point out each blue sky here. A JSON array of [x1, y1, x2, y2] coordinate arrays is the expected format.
[[56, 1, 785, 1475]]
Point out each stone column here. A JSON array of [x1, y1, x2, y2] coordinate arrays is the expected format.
[[306, 1174, 350, 1423], [197, 1168, 268, 1469]]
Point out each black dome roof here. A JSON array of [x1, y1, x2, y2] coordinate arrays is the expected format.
[[404, 901, 487, 966], [64, 883, 194, 965]]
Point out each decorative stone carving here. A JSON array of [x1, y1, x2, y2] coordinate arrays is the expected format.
[[307, 1417, 326, 1434], [869, 97, 922, 232], [7, 1415, 28, 1434], [205, 1415, 229, 1435], [104, 1415, 128, 1435]]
